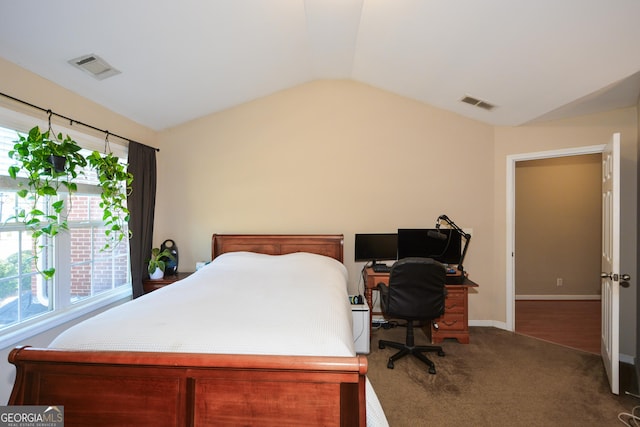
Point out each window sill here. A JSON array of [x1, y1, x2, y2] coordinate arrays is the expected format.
[[0, 287, 132, 350]]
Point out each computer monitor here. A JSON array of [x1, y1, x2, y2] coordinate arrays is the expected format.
[[354, 233, 398, 264], [397, 228, 462, 265]]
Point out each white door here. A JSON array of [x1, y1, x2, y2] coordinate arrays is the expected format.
[[601, 132, 621, 395]]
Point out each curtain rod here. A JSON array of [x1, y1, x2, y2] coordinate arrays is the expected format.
[[0, 91, 159, 152]]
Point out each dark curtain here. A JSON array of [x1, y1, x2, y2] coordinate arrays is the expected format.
[[127, 141, 157, 298]]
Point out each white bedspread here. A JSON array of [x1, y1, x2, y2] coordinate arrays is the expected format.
[[50, 251, 388, 426], [52, 252, 354, 355]]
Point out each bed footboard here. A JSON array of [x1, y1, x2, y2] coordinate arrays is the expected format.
[[9, 346, 367, 427]]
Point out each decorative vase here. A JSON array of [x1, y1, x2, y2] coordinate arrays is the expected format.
[[161, 239, 179, 275], [149, 267, 164, 280]]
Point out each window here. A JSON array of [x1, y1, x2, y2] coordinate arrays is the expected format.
[[0, 115, 131, 344]]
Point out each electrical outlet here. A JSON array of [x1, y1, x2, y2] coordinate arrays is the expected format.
[[556, 278, 563, 287]]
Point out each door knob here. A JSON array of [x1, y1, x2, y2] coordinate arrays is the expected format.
[[601, 272, 631, 281]]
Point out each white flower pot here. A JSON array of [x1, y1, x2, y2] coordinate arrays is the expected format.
[[149, 267, 164, 280]]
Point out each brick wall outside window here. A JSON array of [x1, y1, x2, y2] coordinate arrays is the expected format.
[[67, 194, 129, 299]]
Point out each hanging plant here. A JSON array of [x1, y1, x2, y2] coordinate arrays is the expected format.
[[7, 124, 87, 279], [87, 150, 133, 251]]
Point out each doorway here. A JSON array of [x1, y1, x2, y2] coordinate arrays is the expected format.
[[513, 154, 602, 353], [505, 144, 606, 334]]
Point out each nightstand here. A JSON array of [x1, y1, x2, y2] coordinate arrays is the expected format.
[[143, 272, 193, 293]]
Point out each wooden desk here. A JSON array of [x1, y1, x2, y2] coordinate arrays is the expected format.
[[363, 267, 478, 344]]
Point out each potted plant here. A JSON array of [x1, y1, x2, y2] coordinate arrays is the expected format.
[[147, 247, 175, 280], [7, 126, 87, 278], [87, 151, 134, 251]]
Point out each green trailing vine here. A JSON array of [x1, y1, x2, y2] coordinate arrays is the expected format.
[[5, 122, 136, 277], [7, 125, 87, 279], [87, 151, 133, 251]]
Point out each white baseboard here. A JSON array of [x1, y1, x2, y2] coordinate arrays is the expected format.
[[620, 353, 634, 364], [515, 295, 601, 301]]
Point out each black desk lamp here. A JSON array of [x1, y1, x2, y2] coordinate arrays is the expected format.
[[435, 214, 471, 273]]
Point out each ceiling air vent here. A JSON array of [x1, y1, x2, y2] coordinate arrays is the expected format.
[[68, 54, 121, 80], [460, 95, 496, 111]]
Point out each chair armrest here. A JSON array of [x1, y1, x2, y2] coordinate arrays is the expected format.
[[377, 282, 389, 312], [377, 282, 389, 298]]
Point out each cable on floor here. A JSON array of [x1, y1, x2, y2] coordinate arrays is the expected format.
[[618, 391, 640, 426]]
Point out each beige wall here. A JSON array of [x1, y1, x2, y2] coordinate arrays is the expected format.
[[637, 94, 640, 376], [155, 80, 496, 320], [155, 81, 639, 342], [515, 155, 601, 297]]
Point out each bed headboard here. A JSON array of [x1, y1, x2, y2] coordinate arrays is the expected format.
[[212, 234, 344, 263]]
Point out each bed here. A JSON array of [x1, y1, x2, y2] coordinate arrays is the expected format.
[[8, 234, 388, 426]]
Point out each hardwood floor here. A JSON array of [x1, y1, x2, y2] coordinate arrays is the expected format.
[[515, 300, 600, 354]]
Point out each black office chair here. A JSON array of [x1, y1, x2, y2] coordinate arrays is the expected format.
[[378, 257, 447, 374]]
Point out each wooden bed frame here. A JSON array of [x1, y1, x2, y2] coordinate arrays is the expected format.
[[9, 234, 368, 426], [211, 233, 345, 262]]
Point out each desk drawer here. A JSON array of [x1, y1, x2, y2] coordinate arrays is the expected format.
[[436, 313, 466, 331], [443, 295, 465, 314]]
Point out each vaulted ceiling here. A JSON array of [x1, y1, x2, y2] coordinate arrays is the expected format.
[[1, 0, 639, 131]]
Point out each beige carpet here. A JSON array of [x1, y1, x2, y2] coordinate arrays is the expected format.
[[366, 326, 638, 427]]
